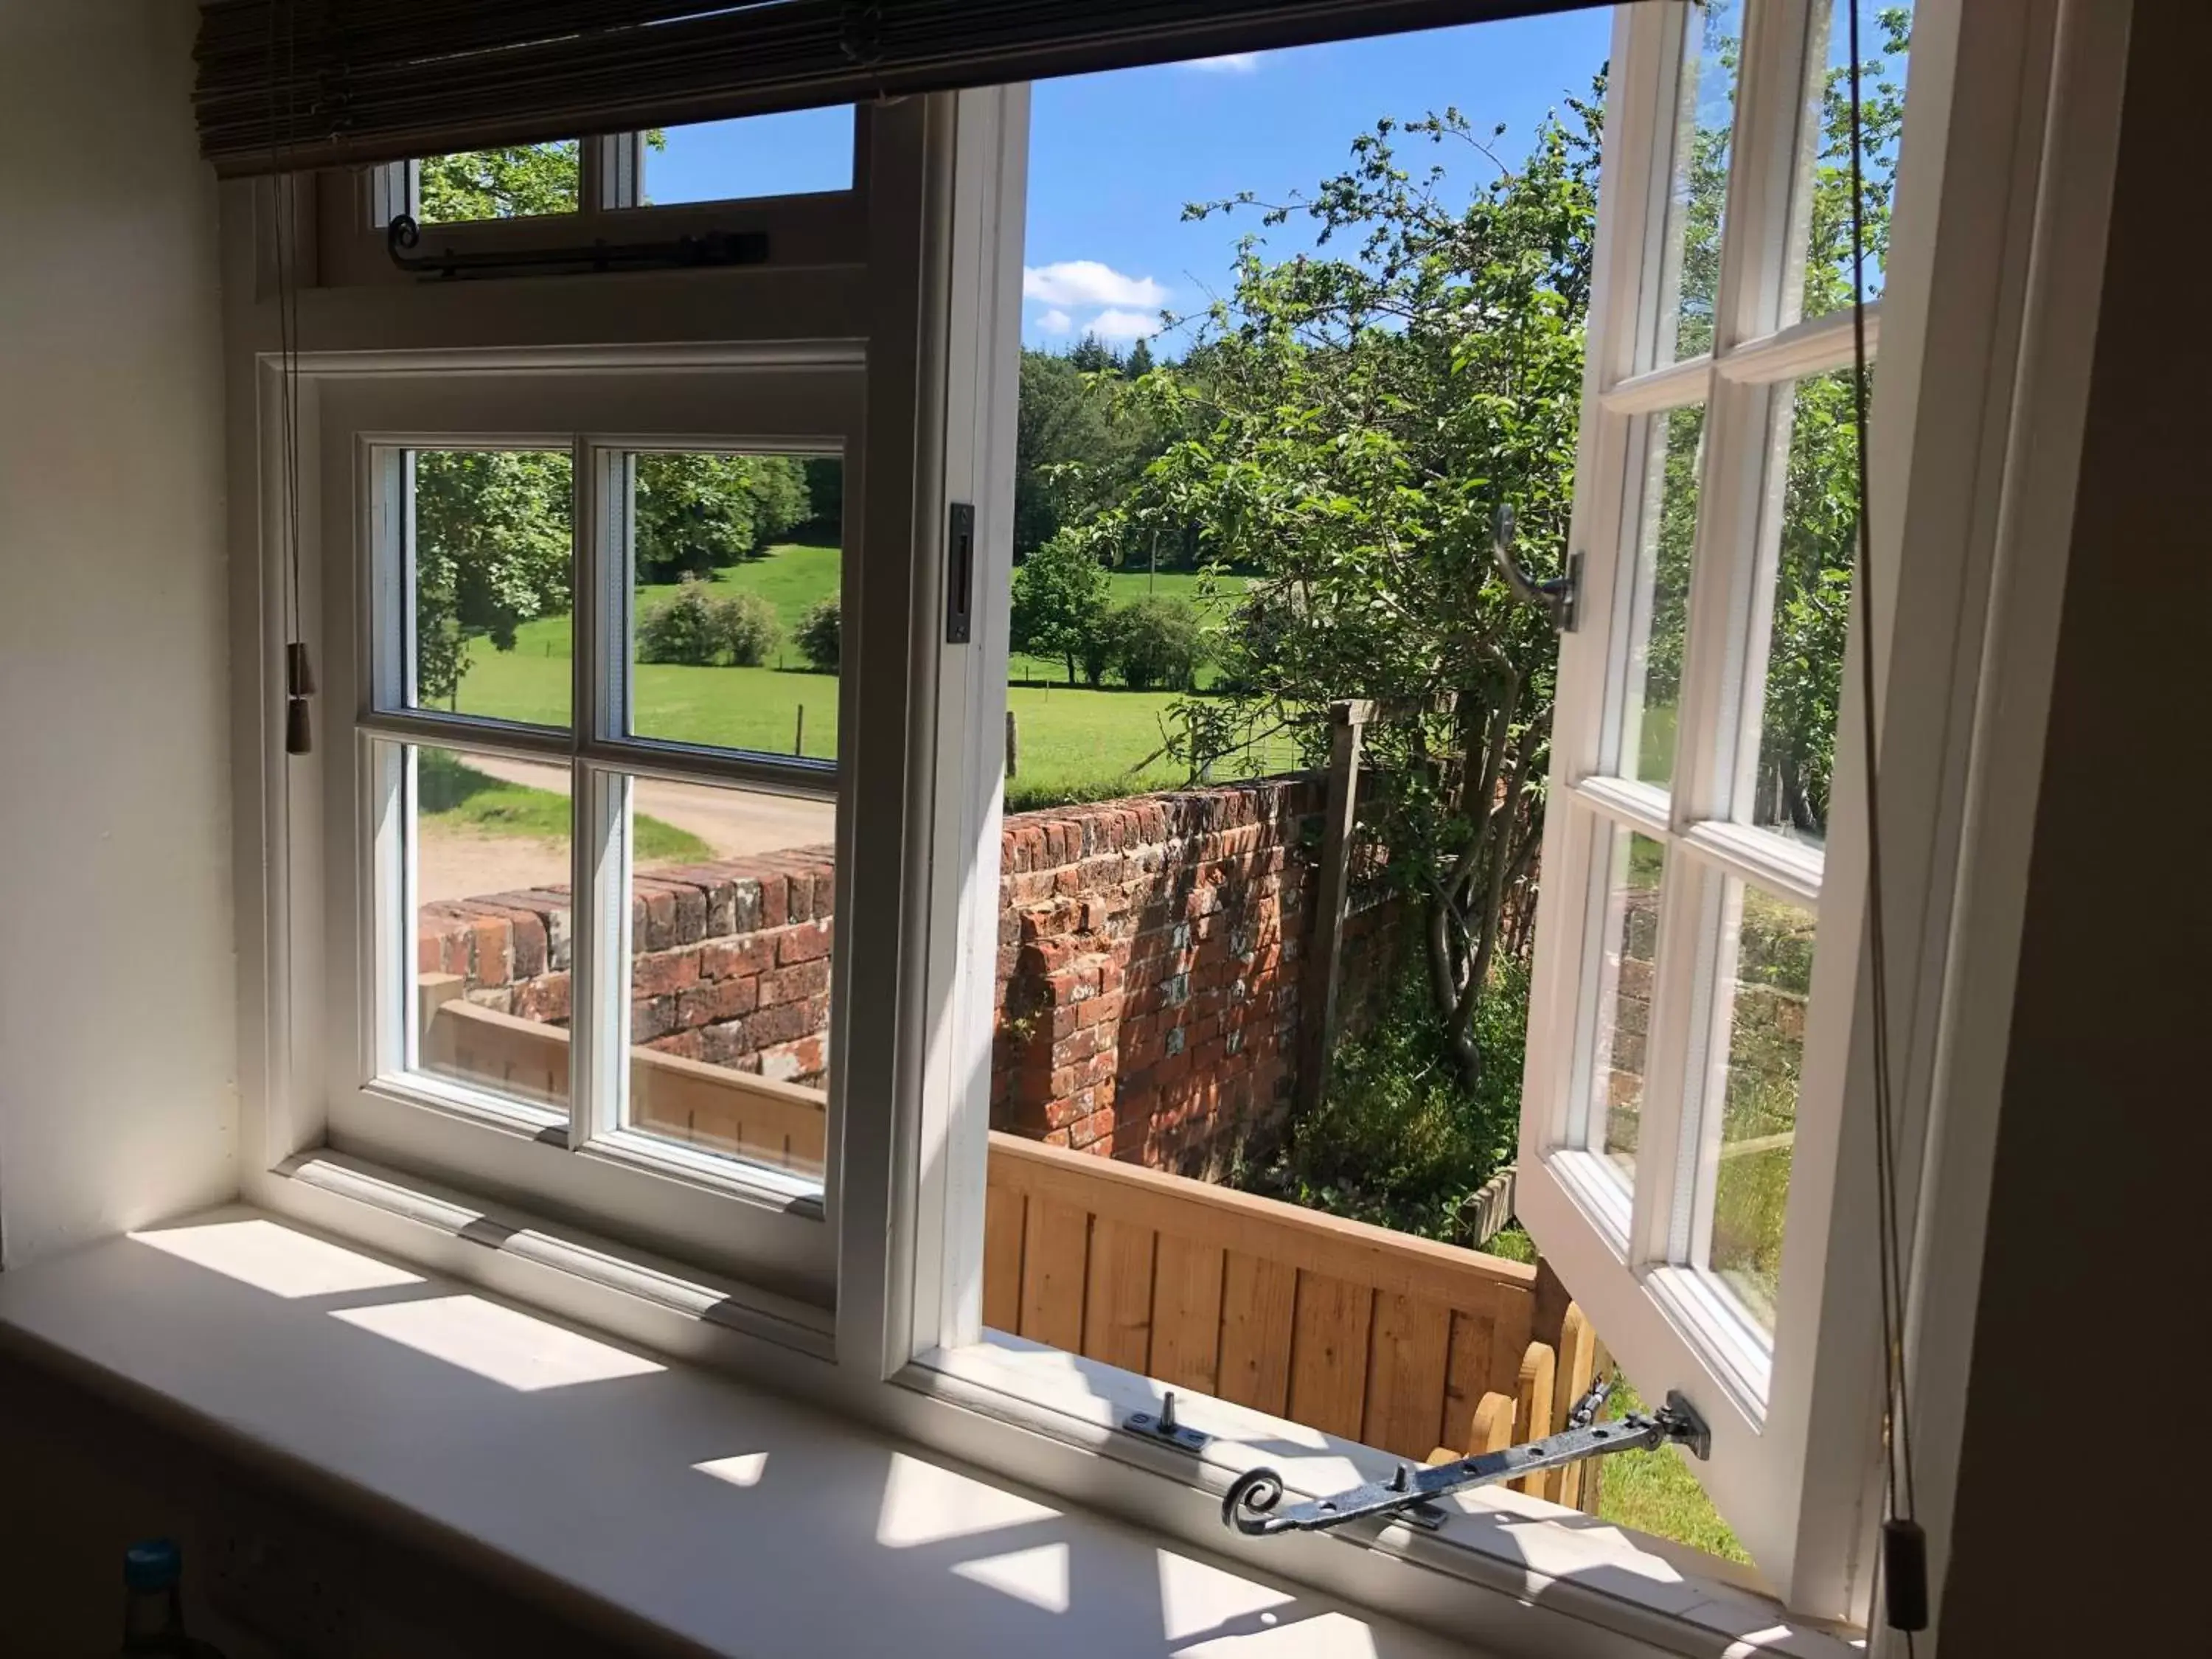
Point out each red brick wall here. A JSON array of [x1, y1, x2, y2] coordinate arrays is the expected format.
[[995, 778, 1337, 1175], [417, 846, 837, 1088], [420, 774, 1406, 1174]]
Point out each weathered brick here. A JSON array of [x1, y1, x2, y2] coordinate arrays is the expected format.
[[632, 949, 701, 998], [759, 958, 831, 1008], [777, 919, 834, 965]]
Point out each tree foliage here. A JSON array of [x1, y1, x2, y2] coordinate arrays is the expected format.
[[632, 453, 812, 584], [412, 449, 573, 706], [1072, 94, 1605, 1084], [1010, 531, 1110, 685]]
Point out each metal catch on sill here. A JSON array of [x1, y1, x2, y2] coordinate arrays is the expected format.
[[1220, 1382, 1708, 1538]]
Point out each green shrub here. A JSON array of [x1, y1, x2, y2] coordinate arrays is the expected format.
[[713, 588, 780, 667], [637, 577, 722, 665], [796, 595, 840, 672], [1108, 595, 1207, 691], [636, 577, 781, 667], [1238, 957, 1529, 1245]]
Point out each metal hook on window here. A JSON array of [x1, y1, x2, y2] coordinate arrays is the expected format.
[[1491, 503, 1582, 633]]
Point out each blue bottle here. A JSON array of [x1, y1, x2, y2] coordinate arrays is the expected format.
[[120, 1540, 225, 1658]]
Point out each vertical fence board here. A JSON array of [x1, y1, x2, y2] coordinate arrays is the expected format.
[[1550, 1306, 1598, 1507], [1488, 1281, 1535, 1399], [1082, 1217, 1158, 1374], [1021, 1198, 1091, 1353], [1513, 1340, 1557, 1498], [981, 1183, 1026, 1334], [1360, 1293, 1454, 1459], [1287, 1274, 1374, 1441], [1216, 1251, 1296, 1415], [1470, 1391, 1516, 1455], [1439, 1307, 1498, 1456], [1149, 1234, 1225, 1394]]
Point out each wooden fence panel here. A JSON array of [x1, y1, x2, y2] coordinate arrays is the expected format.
[[1216, 1251, 1296, 1414], [1362, 1293, 1453, 1458], [1082, 1217, 1158, 1374], [1149, 1235, 1225, 1394], [982, 1130, 1547, 1461]]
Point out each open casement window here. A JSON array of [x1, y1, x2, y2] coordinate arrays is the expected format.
[[319, 111, 868, 285], [313, 366, 866, 1320], [1515, 0, 1912, 1604]]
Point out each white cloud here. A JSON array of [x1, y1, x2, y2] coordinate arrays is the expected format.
[[1023, 260, 1169, 310], [1181, 52, 1259, 74], [1088, 308, 1160, 341], [1034, 307, 1073, 335]]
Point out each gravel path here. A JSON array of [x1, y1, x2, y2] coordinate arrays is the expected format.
[[416, 756, 835, 905]]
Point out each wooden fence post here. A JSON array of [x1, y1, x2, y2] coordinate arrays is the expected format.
[[1006, 709, 1019, 779], [1512, 1340, 1557, 1498], [1297, 698, 1371, 1119]]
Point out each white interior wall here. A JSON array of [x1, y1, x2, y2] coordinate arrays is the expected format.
[[0, 1, 237, 1265]]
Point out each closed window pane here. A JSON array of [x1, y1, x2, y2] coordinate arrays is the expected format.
[[408, 449, 574, 728], [1652, 0, 1742, 362], [409, 745, 573, 1116], [1618, 403, 1704, 787], [1582, 827, 1668, 1181], [1743, 367, 1862, 846], [644, 111, 855, 204], [625, 452, 843, 761], [1791, 1, 1915, 324], [1706, 885, 1815, 1329], [620, 776, 836, 1187], [414, 142, 580, 223]]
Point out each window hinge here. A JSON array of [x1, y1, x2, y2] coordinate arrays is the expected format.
[[1490, 503, 1581, 633], [1222, 1380, 1707, 1537]]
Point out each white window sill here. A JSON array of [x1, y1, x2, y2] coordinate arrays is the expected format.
[[0, 1197, 1854, 1659]]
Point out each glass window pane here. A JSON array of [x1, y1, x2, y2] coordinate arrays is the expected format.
[[414, 142, 580, 223], [1706, 885, 1816, 1329], [1618, 403, 1704, 787], [620, 776, 837, 1186], [410, 745, 574, 1116], [1582, 827, 1668, 1182], [625, 451, 843, 760], [1743, 367, 1861, 847], [1791, 1, 1916, 324], [408, 449, 574, 728], [643, 111, 855, 204], [1653, 0, 1742, 362]]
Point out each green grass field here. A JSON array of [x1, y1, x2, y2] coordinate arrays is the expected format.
[[418, 749, 705, 859], [1593, 1374, 1748, 1563], [435, 543, 1279, 804]]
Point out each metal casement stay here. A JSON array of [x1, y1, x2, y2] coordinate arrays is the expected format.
[[1216, 1382, 1709, 1538], [385, 214, 770, 281]]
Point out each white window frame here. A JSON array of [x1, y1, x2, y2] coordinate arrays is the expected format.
[[312, 370, 865, 1312], [221, 3, 2133, 1646]]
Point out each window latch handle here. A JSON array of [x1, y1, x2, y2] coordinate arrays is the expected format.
[[1222, 1385, 1708, 1539], [1491, 502, 1582, 633]]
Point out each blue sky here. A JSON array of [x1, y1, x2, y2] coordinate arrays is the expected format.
[[643, 10, 1616, 352]]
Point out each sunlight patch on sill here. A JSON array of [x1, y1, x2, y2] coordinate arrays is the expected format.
[[329, 1293, 664, 1390], [875, 1450, 1062, 1548], [950, 1541, 1071, 1613], [129, 1218, 425, 1299], [693, 1451, 771, 1489]]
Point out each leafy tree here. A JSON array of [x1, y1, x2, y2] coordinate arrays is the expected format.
[[417, 142, 582, 222], [1011, 530, 1110, 686], [1082, 94, 1605, 1084], [412, 450, 573, 706], [633, 453, 810, 583]]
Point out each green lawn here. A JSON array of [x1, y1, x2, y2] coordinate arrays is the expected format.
[[437, 543, 1283, 804], [1593, 1373, 1748, 1564], [418, 750, 705, 860]]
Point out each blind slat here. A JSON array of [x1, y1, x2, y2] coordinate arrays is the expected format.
[[195, 0, 1607, 177]]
